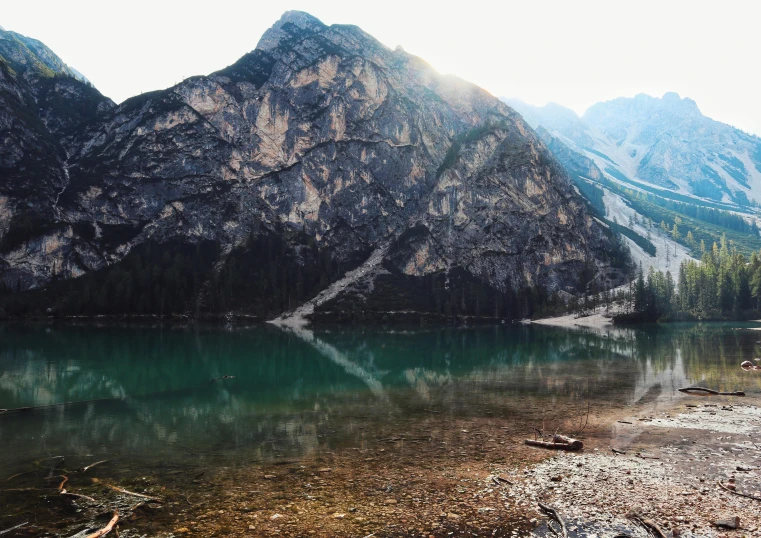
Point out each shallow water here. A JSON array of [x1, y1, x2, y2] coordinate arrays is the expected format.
[[1, 321, 760, 535]]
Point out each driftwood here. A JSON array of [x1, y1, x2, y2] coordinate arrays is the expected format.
[[719, 481, 761, 501], [0, 522, 28, 536], [628, 513, 667, 538], [538, 502, 567, 537], [526, 434, 583, 451], [678, 387, 745, 396], [86, 511, 118, 538]]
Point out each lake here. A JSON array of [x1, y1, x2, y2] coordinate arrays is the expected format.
[[1, 321, 760, 536]]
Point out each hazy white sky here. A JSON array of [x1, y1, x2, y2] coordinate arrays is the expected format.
[[3, 0, 760, 136]]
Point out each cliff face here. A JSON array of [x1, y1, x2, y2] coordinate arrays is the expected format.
[[0, 12, 629, 319]]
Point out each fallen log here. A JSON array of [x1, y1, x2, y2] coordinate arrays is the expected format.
[[86, 511, 118, 538], [538, 502, 567, 538], [678, 387, 745, 396], [525, 434, 583, 451]]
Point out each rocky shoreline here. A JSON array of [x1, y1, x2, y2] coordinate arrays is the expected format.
[[20, 391, 749, 538]]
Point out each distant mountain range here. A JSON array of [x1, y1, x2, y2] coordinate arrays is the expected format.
[[0, 12, 629, 321], [504, 94, 761, 208]]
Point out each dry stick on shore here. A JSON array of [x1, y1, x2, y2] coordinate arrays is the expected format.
[[538, 503, 568, 538], [491, 475, 513, 487], [86, 512, 118, 538], [678, 387, 745, 396], [718, 481, 761, 502], [526, 434, 583, 451], [628, 514, 667, 538]]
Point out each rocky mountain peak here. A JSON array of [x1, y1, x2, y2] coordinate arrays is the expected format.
[[660, 91, 700, 115], [256, 10, 327, 51], [0, 12, 630, 319]]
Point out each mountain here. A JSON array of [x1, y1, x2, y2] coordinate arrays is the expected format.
[[0, 12, 629, 321], [505, 96, 761, 278], [0, 26, 89, 84], [505, 94, 761, 207]]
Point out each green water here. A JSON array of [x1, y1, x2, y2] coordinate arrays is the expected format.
[[1, 321, 760, 474]]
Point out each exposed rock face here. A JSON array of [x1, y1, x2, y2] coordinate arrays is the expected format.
[[0, 12, 628, 319], [505, 95, 761, 207]]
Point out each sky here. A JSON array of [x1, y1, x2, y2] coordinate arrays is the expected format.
[[3, 0, 760, 136]]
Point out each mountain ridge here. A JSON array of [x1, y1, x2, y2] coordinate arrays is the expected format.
[[504, 94, 761, 207], [0, 11, 629, 321]]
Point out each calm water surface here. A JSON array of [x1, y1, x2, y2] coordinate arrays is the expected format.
[[1, 321, 760, 474]]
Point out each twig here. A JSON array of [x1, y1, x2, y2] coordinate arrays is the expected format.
[[6, 470, 34, 482], [82, 460, 109, 473], [491, 475, 513, 487], [718, 481, 761, 501], [574, 398, 591, 436], [0, 522, 28, 536], [629, 514, 667, 538], [92, 479, 162, 502], [678, 387, 745, 396], [86, 511, 118, 538], [611, 448, 627, 455], [58, 475, 68, 491], [538, 502, 567, 537], [61, 491, 98, 503]]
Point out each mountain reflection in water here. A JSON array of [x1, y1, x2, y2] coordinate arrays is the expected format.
[[1, 322, 759, 471]]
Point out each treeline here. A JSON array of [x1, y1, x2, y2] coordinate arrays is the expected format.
[[0, 231, 370, 320], [0, 241, 220, 317], [639, 191, 758, 235], [614, 187, 761, 257], [315, 266, 571, 323], [616, 235, 761, 322]]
